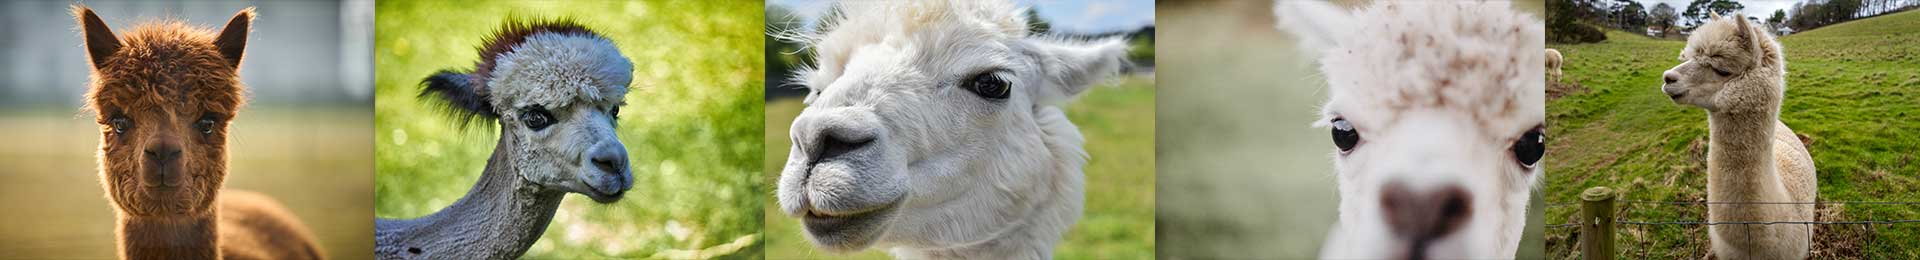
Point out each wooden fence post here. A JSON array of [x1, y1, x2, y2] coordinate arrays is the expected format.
[[1580, 186, 1616, 260]]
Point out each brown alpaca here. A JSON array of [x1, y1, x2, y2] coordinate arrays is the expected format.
[[75, 5, 323, 260]]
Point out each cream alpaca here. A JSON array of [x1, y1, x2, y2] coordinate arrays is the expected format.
[[1660, 13, 1816, 260], [1276, 1, 1545, 258], [1546, 48, 1564, 82], [773, 0, 1126, 258]]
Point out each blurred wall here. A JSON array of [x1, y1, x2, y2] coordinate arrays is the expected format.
[[0, 0, 372, 108]]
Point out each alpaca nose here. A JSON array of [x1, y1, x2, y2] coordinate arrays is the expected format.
[[589, 145, 627, 176], [1663, 70, 1680, 84], [144, 144, 183, 187], [792, 110, 881, 164], [1380, 181, 1472, 241]]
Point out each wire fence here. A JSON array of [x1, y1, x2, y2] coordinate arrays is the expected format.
[[1544, 187, 1920, 258]]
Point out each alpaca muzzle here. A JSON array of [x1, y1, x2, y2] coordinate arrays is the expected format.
[[142, 144, 185, 188]]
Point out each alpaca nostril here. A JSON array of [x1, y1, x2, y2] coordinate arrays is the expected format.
[[1664, 76, 1678, 85], [591, 153, 624, 175], [816, 133, 872, 163], [144, 145, 182, 163], [1380, 181, 1473, 240]]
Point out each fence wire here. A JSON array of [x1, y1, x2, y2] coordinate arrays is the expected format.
[[1546, 198, 1920, 257]]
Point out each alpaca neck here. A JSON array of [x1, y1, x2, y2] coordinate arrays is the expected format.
[[1705, 109, 1790, 205], [893, 106, 1086, 259], [118, 213, 219, 260], [375, 131, 565, 259]]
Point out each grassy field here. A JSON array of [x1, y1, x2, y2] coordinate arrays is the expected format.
[[761, 75, 1158, 259], [0, 108, 374, 260], [1545, 11, 1920, 258], [372, 1, 763, 259]]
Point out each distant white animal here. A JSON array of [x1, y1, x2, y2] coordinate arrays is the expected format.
[[1547, 48, 1564, 83], [1660, 12, 1816, 260], [1275, 1, 1546, 258], [772, 0, 1127, 259]]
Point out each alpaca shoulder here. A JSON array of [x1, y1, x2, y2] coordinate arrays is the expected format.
[[218, 189, 326, 260]]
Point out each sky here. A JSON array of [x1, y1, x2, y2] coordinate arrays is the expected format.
[[767, 0, 1155, 34], [1633, 0, 1807, 19]]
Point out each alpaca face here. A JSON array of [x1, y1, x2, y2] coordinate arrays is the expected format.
[[776, 1, 1123, 252], [1662, 14, 1779, 112], [422, 25, 634, 203], [1277, 1, 1543, 258], [77, 7, 253, 217], [484, 31, 635, 203]]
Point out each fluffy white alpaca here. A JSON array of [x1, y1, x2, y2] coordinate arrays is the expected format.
[[1546, 48, 1564, 83], [773, 1, 1127, 259], [1660, 13, 1816, 260], [1275, 1, 1545, 258]]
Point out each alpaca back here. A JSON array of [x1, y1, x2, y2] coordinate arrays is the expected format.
[[217, 190, 325, 260]]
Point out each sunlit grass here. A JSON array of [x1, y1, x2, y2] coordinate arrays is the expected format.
[[372, 0, 763, 258]]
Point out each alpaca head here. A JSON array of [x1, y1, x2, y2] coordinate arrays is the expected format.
[[1276, 1, 1544, 258], [774, 1, 1124, 252], [420, 21, 634, 203], [1660, 12, 1784, 113], [77, 6, 253, 217]]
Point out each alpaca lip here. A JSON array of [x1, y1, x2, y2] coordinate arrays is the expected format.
[[800, 202, 896, 248]]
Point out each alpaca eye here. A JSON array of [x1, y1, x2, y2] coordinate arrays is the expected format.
[[194, 116, 219, 135], [1330, 118, 1360, 153], [1512, 127, 1546, 168], [108, 116, 132, 134], [1712, 67, 1732, 77], [962, 71, 1011, 99], [522, 107, 555, 130]]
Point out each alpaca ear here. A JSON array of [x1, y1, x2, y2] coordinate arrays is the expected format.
[[420, 70, 499, 126], [1023, 38, 1128, 104], [74, 5, 121, 70], [1274, 0, 1356, 53], [212, 7, 255, 68]]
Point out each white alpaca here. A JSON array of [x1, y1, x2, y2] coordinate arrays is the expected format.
[[772, 1, 1126, 259], [1276, 1, 1545, 258], [1660, 13, 1816, 260], [1546, 48, 1564, 83]]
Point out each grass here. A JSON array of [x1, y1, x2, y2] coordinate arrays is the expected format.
[[1545, 11, 1920, 259], [761, 75, 1158, 259], [0, 108, 374, 260], [371, 1, 763, 259]]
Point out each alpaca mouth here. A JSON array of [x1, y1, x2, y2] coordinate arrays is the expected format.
[[579, 179, 627, 203], [799, 201, 897, 251]]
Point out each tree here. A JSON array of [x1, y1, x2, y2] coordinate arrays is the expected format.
[[1681, 0, 1745, 28], [1025, 9, 1050, 34], [1767, 9, 1787, 29], [1651, 3, 1678, 30], [1613, 0, 1648, 30]]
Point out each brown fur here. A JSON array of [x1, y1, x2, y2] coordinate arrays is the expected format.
[[75, 5, 322, 260]]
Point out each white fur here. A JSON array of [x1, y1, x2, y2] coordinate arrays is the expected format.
[[487, 31, 634, 198], [1277, 1, 1544, 258], [773, 1, 1125, 258]]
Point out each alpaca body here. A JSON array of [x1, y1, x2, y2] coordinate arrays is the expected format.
[[1660, 13, 1816, 259], [75, 6, 322, 260], [1546, 48, 1564, 82], [375, 21, 634, 260]]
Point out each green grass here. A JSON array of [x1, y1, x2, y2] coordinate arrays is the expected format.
[[372, 1, 763, 259], [0, 108, 374, 260], [1545, 11, 1920, 259], [761, 75, 1158, 259]]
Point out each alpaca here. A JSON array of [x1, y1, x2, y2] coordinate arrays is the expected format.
[[1275, 1, 1545, 258], [75, 5, 323, 260], [771, 1, 1126, 258], [374, 20, 635, 260], [1659, 13, 1816, 260], [1546, 48, 1564, 83]]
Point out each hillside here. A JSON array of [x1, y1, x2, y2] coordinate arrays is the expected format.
[[1544, 9, 1920, 259]]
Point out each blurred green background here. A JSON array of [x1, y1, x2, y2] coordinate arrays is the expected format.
[[762, 1, 1156, 259], [0, 1, 373, 259], [1155, 0, 1545, 259], [372, 0, 763, 259]]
